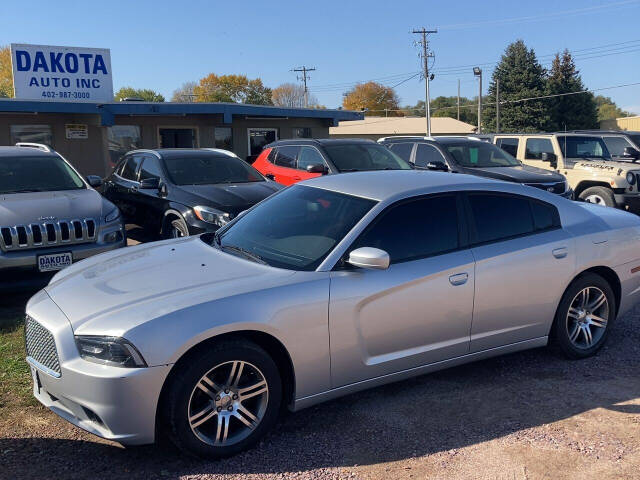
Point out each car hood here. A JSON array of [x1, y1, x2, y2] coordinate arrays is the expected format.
[[461, 164, 564, 183], [176, 181, 282, 215], [0, 189, 104, 225], [45, 236, 296, 333]]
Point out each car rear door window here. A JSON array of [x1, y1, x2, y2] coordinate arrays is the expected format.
[[414, 143, 446, 167], [274, 146, 300, 168], [388, 143, 414, 162], [353, 195, 460, 264], [496, 138, 519, 156], [297, 146, 326, 171], [531, 200, 560, 231], [120, 155, 143, 181], [525, 139, 554, 160], [468, 193, 534, 244]]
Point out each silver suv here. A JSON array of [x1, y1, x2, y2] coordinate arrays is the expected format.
[[0, 143, 126, 287]]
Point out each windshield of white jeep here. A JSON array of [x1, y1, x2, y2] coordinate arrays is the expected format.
[[323, 144, 412, 172], [212, 185, 376, 271], [0, 155, 85, 194], [557, 136, 611, 160], [444, 142, 521, 168]]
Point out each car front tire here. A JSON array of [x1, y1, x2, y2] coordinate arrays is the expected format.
[[163, 216, 190, 239], [578, 186, 615, 207], [163, 340, 282, 459], [553, 273, 615, 359]]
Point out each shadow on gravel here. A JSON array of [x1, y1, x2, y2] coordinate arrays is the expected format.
[[3, 298, 640, 479]]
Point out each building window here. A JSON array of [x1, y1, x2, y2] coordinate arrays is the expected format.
[[215, 127, 233, 151], [107, 125, 142, 171], [10, 125, 53, 146], [294, 127, 312, 138]]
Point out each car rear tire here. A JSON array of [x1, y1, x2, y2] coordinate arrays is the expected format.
[[552, 273, 615, 359], [578, 186, 615, 207], [163, 340, 282, 459], [163, 216, 189, 239]]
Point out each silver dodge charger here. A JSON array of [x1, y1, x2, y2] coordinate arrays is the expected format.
[[25, 170, 640, 458]]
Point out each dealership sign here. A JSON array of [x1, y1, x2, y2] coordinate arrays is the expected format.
[[11, 44, 113, 102]]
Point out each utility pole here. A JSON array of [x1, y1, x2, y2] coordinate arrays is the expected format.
[[496, 79, 500, 133], [292, 66, 316, 108], [412, 28, 437, 136], [473, 67, 482, 134], [457, 79, 460, 121]]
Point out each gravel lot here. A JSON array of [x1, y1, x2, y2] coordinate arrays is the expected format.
[[1, 276, 639, 479]]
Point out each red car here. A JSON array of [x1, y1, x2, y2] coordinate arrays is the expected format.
[[252, 139, 411, 186]]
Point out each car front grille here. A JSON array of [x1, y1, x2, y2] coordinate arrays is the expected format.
[[25, 315, 61, 376], [525, 182, 566, 194], [0, 218, 96, 252]]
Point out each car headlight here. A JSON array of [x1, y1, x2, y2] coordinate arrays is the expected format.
[[104, 207, 121, 223], [626, 172, 636, 185], [193, 206, 230, 227], [75, 335, 147, 368]]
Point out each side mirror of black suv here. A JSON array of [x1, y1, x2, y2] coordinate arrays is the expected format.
[[306, 164, 328, 174], [140, 177, 160, 189]]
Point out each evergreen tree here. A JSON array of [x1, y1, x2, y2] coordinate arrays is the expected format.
[[483, 40, 548, 133], [546, 50, 598, 131]]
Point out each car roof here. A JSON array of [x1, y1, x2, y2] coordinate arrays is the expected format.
[[0, 146, 58, 158], [128, 148, 237, 159], [299, 170, 499, 201], [267, 138, 376, 147]]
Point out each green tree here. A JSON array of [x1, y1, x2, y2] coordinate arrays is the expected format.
[[546, 50, 598, 130], [483, 40, 548, 133], [0, 46, 14, 98], [405, 97, 478, 125], [114, 87, 165, 102], [595, 95, 630, 122], [193, 74, 272, 105], [342, 81, 401, 116]]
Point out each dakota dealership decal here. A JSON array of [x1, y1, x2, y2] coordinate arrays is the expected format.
[[10, 44, 113, 102]]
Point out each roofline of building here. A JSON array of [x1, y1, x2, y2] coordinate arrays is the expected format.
[[0, 99, 364, 126]]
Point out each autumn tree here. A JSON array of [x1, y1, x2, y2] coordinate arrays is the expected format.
[[272, 82, 319, 108], [114, 87, 165, 102], [342, 81, 401, 116], [483, 40, 548, 132], [0, 46, 14, 98], [546, 50, 598, 130], [193, 74, 272, 105], [171, 81, 198, 102]]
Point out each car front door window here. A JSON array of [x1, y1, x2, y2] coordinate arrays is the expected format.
[[297, 146, 326, 171]]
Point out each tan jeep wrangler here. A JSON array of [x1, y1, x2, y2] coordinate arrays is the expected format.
[[493, 133, 640, 212]]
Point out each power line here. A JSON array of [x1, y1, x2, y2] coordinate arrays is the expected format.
[[413, 27, 437, 135], [291, 66, 316, 108]]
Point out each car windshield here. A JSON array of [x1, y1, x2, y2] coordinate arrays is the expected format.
[[444, 142, 520, 168], [0, 155, 85, 194], [557, 136, 611, 159], [629, 134, 640, 146], [213, 185, 376, 271], [323, 144, 412, 172], [163, 153, 264, 185]]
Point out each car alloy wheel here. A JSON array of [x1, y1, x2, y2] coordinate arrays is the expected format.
[[584, 194, 606, 205], [188, 360, 269, 446], [566, 286, 609, 349]]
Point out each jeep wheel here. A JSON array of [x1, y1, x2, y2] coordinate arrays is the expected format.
[[578, 186, 615, 207]]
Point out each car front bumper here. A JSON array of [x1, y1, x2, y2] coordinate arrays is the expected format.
[[614, 193, 640, 212], [560, 188, 574, 199], [26, 290, 171, 446]]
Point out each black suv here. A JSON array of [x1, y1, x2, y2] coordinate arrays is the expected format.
[[103, 149, 283, 238], [253, 138, 411, 185], [378, 136, 572, 198]]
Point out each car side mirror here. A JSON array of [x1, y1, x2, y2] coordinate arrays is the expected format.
[[306, 164, 328, 174], [623, 146, 640, 159], [541, 152, 556, 162], [140, 177, 160, 189], [347, 247, 390, 270], [86, 175, 103, 188], [426, 161, 448, 171]]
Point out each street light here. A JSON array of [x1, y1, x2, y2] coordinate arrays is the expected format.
[[473, 67, 482, 134]]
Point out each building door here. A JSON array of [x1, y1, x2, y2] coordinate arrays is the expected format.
[[247, 128, 278, 162], [159, 128, 197, 148]]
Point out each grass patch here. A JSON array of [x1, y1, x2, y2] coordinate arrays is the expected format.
[[0, 307, 36, 409]]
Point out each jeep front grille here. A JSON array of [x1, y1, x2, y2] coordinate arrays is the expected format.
[[25, 315, 61, 377], [0, 218, 96, 252]]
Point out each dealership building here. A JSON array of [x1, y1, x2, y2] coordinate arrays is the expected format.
[[0, 99, 363, 176]]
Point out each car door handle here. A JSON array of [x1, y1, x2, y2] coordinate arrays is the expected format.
[[293, 176, 302, 181], [265, 174, 275, 180], [449, 273, 468, 286], [552, 247, 568, 259]]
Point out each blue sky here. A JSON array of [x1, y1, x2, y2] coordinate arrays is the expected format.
[[2, 0, 640, 113]]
